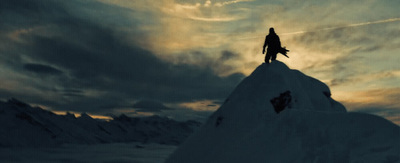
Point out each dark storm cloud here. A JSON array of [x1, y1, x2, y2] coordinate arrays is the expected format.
[[61, 89, 85, 97], [132, 100, 172, 112], [0, 0, 245, 113], [219, 50, 240, 61], [174, 50, 243, 76], [23, 63, 63, 75]]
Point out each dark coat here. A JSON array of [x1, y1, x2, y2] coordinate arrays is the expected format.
[[263, 33, 281, 53]]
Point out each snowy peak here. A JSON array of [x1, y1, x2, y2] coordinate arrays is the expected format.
[[225, 61, 345, 115], [166, 61, 400, 163], [201, 61, 347, 134]]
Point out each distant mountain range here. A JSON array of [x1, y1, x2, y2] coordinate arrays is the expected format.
[[0, 98, 201, 147]]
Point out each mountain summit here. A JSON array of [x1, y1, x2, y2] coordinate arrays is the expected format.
[[166, 61, 400, 163]]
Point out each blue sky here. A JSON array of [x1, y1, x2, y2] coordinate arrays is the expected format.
[[0, 0, 399, 124]]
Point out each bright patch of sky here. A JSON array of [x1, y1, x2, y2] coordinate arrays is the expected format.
[[104, 0, 400, 123]]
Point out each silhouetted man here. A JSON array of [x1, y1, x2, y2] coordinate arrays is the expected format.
[[262, 28, 281, 63]]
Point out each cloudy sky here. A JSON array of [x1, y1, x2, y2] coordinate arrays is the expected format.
[[0, 0, 399, 124]]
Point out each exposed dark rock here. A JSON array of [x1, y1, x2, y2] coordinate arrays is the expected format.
[[215, 116, 224, 127], [270, 91, 292, 114], [323, 91, 331, 97]]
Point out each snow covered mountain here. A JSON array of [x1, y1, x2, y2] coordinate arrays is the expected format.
[[0, 99, 201, 147], [166, 61, 400, 163]]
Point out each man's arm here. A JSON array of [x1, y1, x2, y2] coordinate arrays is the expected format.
[[262, 35, 268, 54]]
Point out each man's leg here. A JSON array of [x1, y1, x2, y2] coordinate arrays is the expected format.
[[265, 53, 271, 63], [271, 53, 277, 61], [265, 50, 272, 63]]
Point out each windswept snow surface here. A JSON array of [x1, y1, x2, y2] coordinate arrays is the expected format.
[[0, 142, 175, 163], [166, 61, 400, 163]]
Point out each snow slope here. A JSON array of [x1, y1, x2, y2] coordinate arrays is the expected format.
[[166, 61, 400, 163], [0, 99, 201, 147]]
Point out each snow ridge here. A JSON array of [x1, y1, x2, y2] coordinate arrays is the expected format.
[[0, 99, 201, 147]]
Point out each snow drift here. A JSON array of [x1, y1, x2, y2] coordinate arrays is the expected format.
[[166, 61, 400, 163]]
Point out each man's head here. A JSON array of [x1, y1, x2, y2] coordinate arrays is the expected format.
[[269, 27, 275, 34]]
